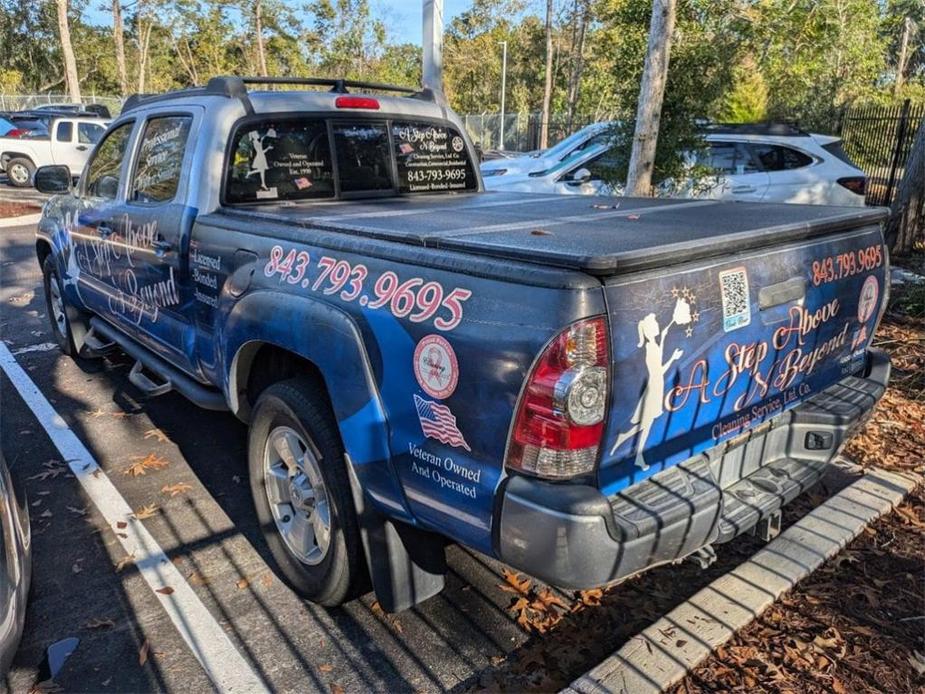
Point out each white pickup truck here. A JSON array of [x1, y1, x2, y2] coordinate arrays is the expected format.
[[0, 115, 108, 187]]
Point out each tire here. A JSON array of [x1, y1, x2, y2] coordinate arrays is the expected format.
[[248, 377, 363, 606], [6, 158, 35, 188], [42, 256, 78, 357]]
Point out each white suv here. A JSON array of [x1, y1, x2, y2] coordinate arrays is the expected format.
[[485, 123, 867, 207], [688, 125, 867, 206], [0, 115, 108, 187]]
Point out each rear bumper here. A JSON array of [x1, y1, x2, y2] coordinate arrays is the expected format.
[[497, 349, 890, 589]]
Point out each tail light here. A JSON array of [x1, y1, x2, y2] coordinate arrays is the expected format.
[[334, 96, 380, 110], [6, 128, 26, 138], [837, 176, 866, 196], [506, 316, 609, 480]]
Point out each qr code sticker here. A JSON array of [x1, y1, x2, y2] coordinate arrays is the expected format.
[[719, 267, 750, 332]]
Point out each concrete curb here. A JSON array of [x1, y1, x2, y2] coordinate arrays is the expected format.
[[564, 468, 921, 694], [0, 212, 42, 228]]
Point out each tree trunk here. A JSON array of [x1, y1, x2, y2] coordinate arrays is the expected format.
[[112, 0, 128, 95], [55, 0, 81, 102], [895, 16, 913, 95], [255, 0, 268, 77], [566, 0, 589, 131], [539, 0, 554, 149], [137, 20, 153, 94], [887, 116, 925, 255], [625, 0, 676, 197]]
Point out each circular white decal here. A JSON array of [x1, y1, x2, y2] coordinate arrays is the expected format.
[[451, 136, 465, 153], [857, 275, 879, 323], [414, 335, 459, 399]]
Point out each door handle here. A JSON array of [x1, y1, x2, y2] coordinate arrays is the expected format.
[[97, 224, 114, 238], [152, 239, 173, 256], [76, 145, 87, 151], [759, 277, 806, 309], [731, 185, 756, 194]]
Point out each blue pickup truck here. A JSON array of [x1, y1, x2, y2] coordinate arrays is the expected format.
[[33, 77, 890, 612]]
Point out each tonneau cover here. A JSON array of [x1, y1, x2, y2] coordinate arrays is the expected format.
[[219, 192, 888, 276]]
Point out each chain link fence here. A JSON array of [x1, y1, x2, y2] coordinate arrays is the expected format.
[[461, 112, 611, 154], [0, 93, 124, 115]]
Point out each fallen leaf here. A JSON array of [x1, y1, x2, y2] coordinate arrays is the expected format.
[[66, 506, 87, 516], [115, 553, 136, 572], [138, 639, 150, 666], [155, 586, 174, 595], [676, 639, 688, 648], [84, 618, 115, 630], [133, 504, 159, 520], [116, 521, 127, 529], [143, 428, 170, 444], [330, 685, 345, 694], [40, 509, 52, 518], [160, 482, 192, 497], [188, 571, 208, 586], [236, 577, 250, 590], [908, 650, 925, 676], [578, 588, 603, 606], [499, 568, 532, 595], [101, 677, 112, 686], [319, 664, 333, 673], [123, 454, 170, 477], [71, 562, 82, 574]]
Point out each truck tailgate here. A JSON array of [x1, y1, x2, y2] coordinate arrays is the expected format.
[[598, 223, 888, 494]]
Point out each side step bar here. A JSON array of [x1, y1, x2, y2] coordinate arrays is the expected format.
[[89, 318, 229, 412]]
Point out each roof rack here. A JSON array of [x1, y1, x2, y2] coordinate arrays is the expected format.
[[701, 122, 809, 137], [121, 75, 435, 116]]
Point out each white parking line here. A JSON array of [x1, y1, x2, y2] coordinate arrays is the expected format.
[[0, 342, 267, 693]]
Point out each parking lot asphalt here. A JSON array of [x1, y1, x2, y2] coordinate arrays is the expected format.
[[0, 220, 538, 693]]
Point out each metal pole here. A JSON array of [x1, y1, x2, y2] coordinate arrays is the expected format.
[[499, 41, 508, 150], [422, 0, 445, 101]]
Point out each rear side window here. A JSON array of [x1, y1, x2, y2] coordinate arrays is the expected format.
[[131, 116, 192, 203], [392, 121, 476, 193], [78, 122, 104, 144], [748, 144, 814, 171], [55, 121, 73, 142], [85, 121, 133, 200], [226, 119, 335, 203]]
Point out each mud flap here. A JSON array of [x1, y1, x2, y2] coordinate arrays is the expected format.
[[345, 455, 446, 612]]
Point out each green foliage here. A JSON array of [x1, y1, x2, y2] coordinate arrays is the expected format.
[[720, 60, 769, 124], [0, 0, 919, 183]]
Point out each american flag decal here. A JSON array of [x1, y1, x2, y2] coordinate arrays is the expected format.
[[414, 394, 471, 452]]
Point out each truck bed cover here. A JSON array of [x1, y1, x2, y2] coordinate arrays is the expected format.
[[219, 193, 888, 275]]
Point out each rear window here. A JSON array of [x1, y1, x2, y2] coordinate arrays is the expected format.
[[393, 121, 475, 193], [224, 116, 476, 204], [333, 121, 394, 193], [227, 119, 335, 202]]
